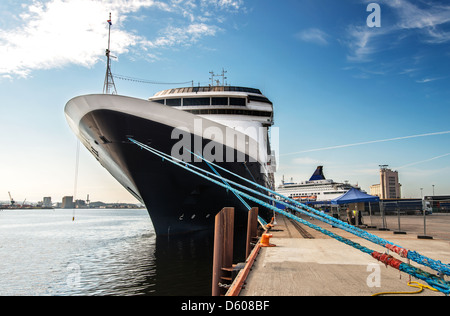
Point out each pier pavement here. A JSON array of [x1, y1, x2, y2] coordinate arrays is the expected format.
[[239, 214, 450, 296]]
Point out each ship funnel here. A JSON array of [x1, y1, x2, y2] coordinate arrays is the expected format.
[[309, 166, 326, 181]]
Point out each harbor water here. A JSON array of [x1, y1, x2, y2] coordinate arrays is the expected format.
[[0, 208, 218, 296]]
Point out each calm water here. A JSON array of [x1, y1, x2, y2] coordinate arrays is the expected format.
[[0, 209, 217, 296]]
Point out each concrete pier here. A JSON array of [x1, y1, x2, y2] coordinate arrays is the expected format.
[[239, 214, 450, 296]]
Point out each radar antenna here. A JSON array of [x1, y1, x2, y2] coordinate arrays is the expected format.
[[209, 69, 228, 87], [103, 13, 117, 95], [209, 71, 216, 86], [220, 68, 227, 86]]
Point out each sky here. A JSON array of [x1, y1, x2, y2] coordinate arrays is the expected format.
[[1, 0, 449, 204]]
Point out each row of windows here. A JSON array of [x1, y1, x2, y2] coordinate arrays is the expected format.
[[155, 86, 263, 96], [152, 95, 272, 107], [153, 97, 247, 107], [291, 194, 317, 197], [184, 109, 272, 117]]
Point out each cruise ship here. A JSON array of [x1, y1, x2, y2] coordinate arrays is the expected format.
[[64, 85, 276, 235], [276, 166, 362, 203]]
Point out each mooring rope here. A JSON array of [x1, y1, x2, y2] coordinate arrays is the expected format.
[[203, 156, 251, 211], [129, 138, 450, 294], [72, 139, 80, 221], [202, 155, 268, 228], [182, 148, 450, 277], [133, 138, 450, 277]]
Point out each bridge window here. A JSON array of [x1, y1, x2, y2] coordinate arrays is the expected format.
[[248, 95, 273, 105], [230, 97, 246, 106], [212, 97, 228, 106], [183, 97, 211, 106], [166, 98, 181, 106]]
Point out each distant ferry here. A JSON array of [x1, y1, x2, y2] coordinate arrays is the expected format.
[[276, 166, 362, 202]]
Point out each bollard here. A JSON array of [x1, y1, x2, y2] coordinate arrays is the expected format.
[[246, 207, 259, 258], [260, 233, 276, 247], [212, 207, 235, 296]]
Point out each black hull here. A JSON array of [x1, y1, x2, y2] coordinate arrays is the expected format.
[[79, 109, 272, 235]]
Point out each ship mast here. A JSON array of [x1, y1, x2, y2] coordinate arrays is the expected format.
[[103, 12, 117, 95], [209, 68, 228, 87]]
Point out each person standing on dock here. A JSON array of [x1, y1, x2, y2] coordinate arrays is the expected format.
[[346, 207, 355, 225]]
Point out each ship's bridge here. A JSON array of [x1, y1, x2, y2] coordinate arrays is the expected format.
[[149, 86, 274, 126]]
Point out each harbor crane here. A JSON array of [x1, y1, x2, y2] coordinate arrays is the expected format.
[[8, 192, 15, 206]]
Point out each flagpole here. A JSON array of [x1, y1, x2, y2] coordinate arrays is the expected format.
[[107, 12, 111, 53]]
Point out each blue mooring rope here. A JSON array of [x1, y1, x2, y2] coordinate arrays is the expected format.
[[129, 138, 450, 294], [183, 148, 450, 278], [153, 139, 450, 277], [132, 138, 450, 276], [202, 154, 268, 227]]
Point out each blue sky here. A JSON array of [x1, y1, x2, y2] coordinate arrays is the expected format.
[[1, 0, 449, 203]]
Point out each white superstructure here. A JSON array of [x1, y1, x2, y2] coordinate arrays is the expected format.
[[149, 85, 277, 176], [149, 86, 274, 130]]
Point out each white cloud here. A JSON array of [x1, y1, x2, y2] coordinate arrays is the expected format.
[[345, 25, 390, 62], [0, 0, 163, 78], [386, 0, 450, 43], [385, 0, 450, 30], [292, 157, 321, 165], [345, 27, 375, 62], [0, 0, 244, 78], [415, 77, 442, 84], [345, 0, 450, 62], [296, 28, 329, 46], [143, 23, 220, 48], [202, 0, 244, 11]]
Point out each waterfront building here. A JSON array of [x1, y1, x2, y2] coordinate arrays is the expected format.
[[62, 196, 74, 209], [370, 166, 401, 199], [43, 197, 52, 208], [75, 200, 86, 208]]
